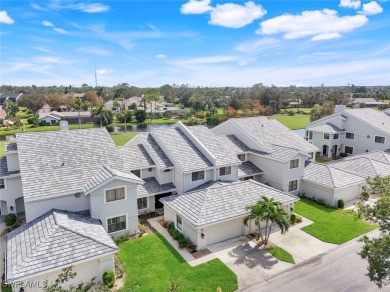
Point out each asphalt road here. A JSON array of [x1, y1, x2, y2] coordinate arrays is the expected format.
[[242, 231, 385, 292]]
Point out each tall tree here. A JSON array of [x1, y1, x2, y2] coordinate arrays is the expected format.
[[3, 99, 19, 118], [91, 103, 111, 128], [71, 98, 84, 129], [144, 90, 161, 122]]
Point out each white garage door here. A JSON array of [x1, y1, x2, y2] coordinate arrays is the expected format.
[[206, 218, 245, 246], [335, 184, 361, 203]]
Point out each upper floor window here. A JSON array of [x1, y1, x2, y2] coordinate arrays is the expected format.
[[324, 133, 330, 140], [333, 134, 339, 139], [106, 187, 125, 203], [289, 159, 299, 169], [176, 214, 183, 231], [131, 169, 141, 178], [346, 132, 354, 139], [219, 166, 232, 176], [191, 171, 205, 182], [308, 131, 313, 140], [137, 197, 148, 210], [288, 180, 298, 192], [107, 215, 126, 233], [237, 154, 246, 161], [0, 179, 5, 189], [375, 136, 385, 144]]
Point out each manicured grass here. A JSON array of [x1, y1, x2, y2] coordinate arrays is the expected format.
[[268, 114, 311, 130], [266, 246, 295, 264], [0, 124, 99, 136], [315, 157, 329, 163], [295, 200, 377, 244], [110, 132, 138, 146], [118, 233, 237, 292], [2, 286, 12, 292], [146, 118, 177, 124]]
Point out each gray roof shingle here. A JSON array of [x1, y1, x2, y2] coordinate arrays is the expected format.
[[303, 162, 364, 188], [328, 156, 390, 177], [187, 126, 241, 166], [160, 180, 298, 227], [137, 177, 176, 197], [6, 209, 118, 282], [306, 123, 345, 133], [345, 109, 390, 135], [120, 143, 155, 170], [238, 161, 263, 177], [0, 157, 20, 178], [152, 127, 213, 172], [137, 133, 173, 169]]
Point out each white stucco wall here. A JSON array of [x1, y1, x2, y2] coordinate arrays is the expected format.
[[182, 169, 214, 192], [25, 194, 90, 222], [89, 179, 139, 236], [6, 152, 20, 172], [333, 184, 363, 204], [140, 168, 155, 179], [301, 180, 333, 205], [12, 254, 115, 292], [0, 176, 23, 215], [155, 168, 174, 184]]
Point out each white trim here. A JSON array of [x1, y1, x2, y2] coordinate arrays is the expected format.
[[106, 213, 128, 234], [104, 185, 127, 204], [191, 170, 205, 182], [288, 179, 299, 192], [374, 135, 386, 144], [137, 197, 148, 211]]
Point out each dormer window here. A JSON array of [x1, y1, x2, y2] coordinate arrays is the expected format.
[[191, 171, 205, 182], [219, 166, 232, 176], [105, 187, 126, 203], [289, 159, 299, 169]]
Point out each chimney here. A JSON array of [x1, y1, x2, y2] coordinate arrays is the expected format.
[[60, 120, 69, 131], [335, 105, 346, 113]]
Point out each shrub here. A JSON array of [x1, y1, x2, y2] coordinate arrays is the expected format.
[[296, 215, 303, 223], [27, 115, 39, 125], [114, 232, 130, 245], [135, 109, 147, 123], [338, 199, 345, 209], [361, 191, 369, 201], [178, 238, 187, 248], [317, 198, 326, 206], [288, 110, 295, 116], [38, 120, 48, 126], [339, 152, 348, 158], [190, 242, 197, 252], [138, 222, 148, 236], [290, 213, 297, 225], [103, 270, 115, 288], [4, 213, 17, 226], [163, 111, 173, 119]]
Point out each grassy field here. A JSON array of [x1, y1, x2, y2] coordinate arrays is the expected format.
[[110, 132, 138, 146], [295, 200, 377, 244], [118, 234, 237, 292], [269, 114, 311, 130], [266, 246, 295, 264]]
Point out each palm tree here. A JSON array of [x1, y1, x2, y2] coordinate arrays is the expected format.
[[71, 98, 84, 129], [244, 196, 289, 245], [92, 103, 110, 128], [3, 99, 18, 119], [144, 93, 160, 122], [122, 109, 132, 133]]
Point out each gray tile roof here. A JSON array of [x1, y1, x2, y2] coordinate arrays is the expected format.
[[303, 162, 364, 188], [137, 133, 173, 169], [152, 127, 213, 172], [137, 177, 176, 197], [343, 151, 390, 165], [187, 126, 241, 166], [0, 157, 20, 178], [160, 180, 298, 227], [328, 157, 390, 177], [384, 109, 390, 116], [221, 134, 251, 153], [83, 165, 143, 194], [238, 161, 263, 177], [229, 117, 318, 154], [6, 209, 118, 282], [120, 143, 155, 170], [345, 109, 390, 135], [306, 123, 345, 133], [16, 128, 131, 201]]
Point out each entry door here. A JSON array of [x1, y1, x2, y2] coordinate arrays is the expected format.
[[155, 192, 172, 209]]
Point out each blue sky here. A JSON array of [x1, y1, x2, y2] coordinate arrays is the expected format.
[[1, 0, 389, 87]]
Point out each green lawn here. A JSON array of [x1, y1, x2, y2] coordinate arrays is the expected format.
[[295, 200, 377, 244], [266, 246, 295, 264], [2, 286, 12, 292], [315, 157, 329, 163], [118, 234, 237, 292], [269, 114, 310, 130], [110, 132, 138, 146]]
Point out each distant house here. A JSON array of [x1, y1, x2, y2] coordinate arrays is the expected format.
[[0, 93, 23, 105], [72, 93, 85, 98], [38, 110, 98, 124], [0, 108, 6, 123], [104, 96, 142, 112], [348, 97, 386, 108]]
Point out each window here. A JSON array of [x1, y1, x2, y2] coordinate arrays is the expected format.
[[345, 146, 353, 155], [288, 180, 298, 192], [131, 169, 141, 178], [191, 171, 205, 181], [237, 154, 246, 161], [137, 197, 148, 210], [107, 215, 126, 233], [176, 214, 182, 230], [308, 131, 313, 140], [324, 133, 330, 140], [105, 187, 125, 202], [0, 179, 4, 189], [375, 136, 385, 144], [346, 132, 354, 139], [289, 159, 299, 169], [219, 166, 232, 176], [333, 134, 339, 139]]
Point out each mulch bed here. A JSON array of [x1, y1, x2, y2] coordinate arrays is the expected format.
[[190, 248, 212, 259]]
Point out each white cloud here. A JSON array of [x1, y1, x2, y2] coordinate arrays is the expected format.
[[209, 2, 267, 28], [72, 3, 110, 13], [42, 20, 54, 27], [156, 54, 167, 59], [180, 0, 212, 14], [339, 0, 361, 9], [76, 47, 112, 56], [0, 10, 14, 24], [30, 3, 48, 11], [235, 37, 281, 52], [34, 56, 61, 63], [53, 27, 69, 35], [257, 9, 368, 41], [96, 68, 112, 74], [170, 55, 241, 66], [359, 1, 383, 15]]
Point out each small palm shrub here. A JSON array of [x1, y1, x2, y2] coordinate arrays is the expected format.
[[338, 199, 345, 209], [103, 270, 115, 288]]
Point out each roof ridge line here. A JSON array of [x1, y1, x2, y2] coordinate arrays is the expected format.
[[326, 165, 337, 188]]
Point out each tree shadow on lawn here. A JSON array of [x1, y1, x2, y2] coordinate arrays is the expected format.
[[228, 242, 278, 270]]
